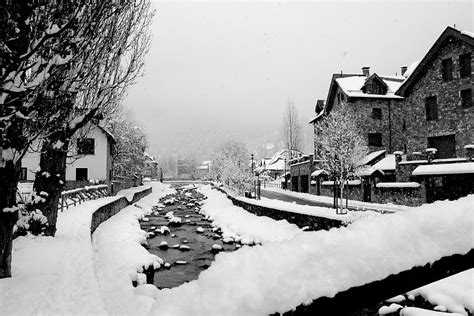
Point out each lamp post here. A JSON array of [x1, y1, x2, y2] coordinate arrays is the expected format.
[[283, 157, 287, 190]]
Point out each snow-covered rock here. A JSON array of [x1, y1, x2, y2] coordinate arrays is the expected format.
[[159, 241, 169, 250], [196, 227, 205, 233], [179, 245, 190, 251]]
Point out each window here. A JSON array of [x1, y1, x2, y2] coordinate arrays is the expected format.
[[441, 58, 453, 81], [425, 96, 438, 121], [77, 138, 95, 155], [461, 88, 472, 108], [76, 168, 88, 181], [427, 135, 456, 159], [368, 133, 382, 147], [372, 108, 382, 120], [19, 168, 27, 181], [459, 53, 471, 78]]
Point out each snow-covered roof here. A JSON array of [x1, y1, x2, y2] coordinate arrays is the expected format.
[[311, 170, 326, 177], [412, 162, 474, 176], [376, 182, 421, 188], [356, 166, 385, 177], [461, 30, 474, 38], [309, 111, 324, 124], [358, 150, 386, 166], [335, 75, 404, 99], [372, 154, 396, 171], [266, 159, 285, 171], [402, 60, 420, 80]]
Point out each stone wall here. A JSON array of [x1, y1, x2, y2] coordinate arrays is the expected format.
[[320, 183, 364, 201], [90, 186, 152, 235], [401, 38, 473, 157], [216, 187, 344, 231], [373, 186, 425, 206]]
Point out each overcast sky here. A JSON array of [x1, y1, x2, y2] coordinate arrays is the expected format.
[[123, 0, 472, 160]]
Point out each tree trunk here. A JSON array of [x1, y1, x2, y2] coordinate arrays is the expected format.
[[32, 132, 68, 237], [0, 159, 20, 278]]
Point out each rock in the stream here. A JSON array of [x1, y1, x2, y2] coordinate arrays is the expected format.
[[211, 244, 223, 253], [196, 227, 204, 233], [175, 260, 187, 265], [184, 215, 190, 218], [158, 241, 169, 250], [147, 232, 155, 238], [141, 217, 149, 222], [164, 211, 174, 219], [302, 226, 310, 231], [168, 216, 182, 226], [182, 239, 189, 244], [185, 219, 191, 223], [157, 226, 170, 235], [223, 237, 234, 244], [171, 234, 177, 238], [164, 263, 171, 269], [172, 244, 180, 249], [179, 245, 190, 251]]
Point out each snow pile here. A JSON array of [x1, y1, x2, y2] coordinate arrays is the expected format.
[[0, 197, 124, 314], [92, 182, 174, 315], [197, 186, 303, 244], [151, 195, 474, 316], [116, 185, 152, 203], [406, 269, 474, 315]]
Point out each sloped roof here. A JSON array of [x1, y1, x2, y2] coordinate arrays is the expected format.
[[97, 125, 116, 143], [412, 162, 474, 176], [372, 154, 396, 171], [358, 150, 386, 166], [396, 26, 474, 97], [335, 75, 404, 100]]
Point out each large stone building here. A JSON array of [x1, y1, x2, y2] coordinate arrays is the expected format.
[[291, 26, 473, 205]]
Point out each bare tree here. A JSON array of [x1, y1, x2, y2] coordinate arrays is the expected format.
[[314, 103, 369, 213], [282, 98, 302, 158]]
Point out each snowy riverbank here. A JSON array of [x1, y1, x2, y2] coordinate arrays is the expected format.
[[151, 195, 474, 315]]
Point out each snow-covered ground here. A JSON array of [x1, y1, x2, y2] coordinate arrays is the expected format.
[[151, 195, 474, 315], [263, 186, 410, 212], [93, 182, 175, 314], [0, 183, 167, 315], [197, 185, 303, 244]]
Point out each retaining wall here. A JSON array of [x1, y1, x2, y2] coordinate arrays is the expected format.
[[90, 186, 152, 235], [215, 186, 344, 231]]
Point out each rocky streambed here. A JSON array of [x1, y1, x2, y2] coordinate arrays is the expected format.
[[139, 184, 241, 289]]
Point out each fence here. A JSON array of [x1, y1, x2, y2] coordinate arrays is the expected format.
[[59, 184, 109, 212]]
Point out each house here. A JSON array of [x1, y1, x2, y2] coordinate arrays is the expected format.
[[301, 26, 473, 206], [20, 123, 115, 185], [195, 161, 211, 179], [143, 152, 159, 180], [395, 26, 473, 159]]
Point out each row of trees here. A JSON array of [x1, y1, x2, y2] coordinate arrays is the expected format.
[[0, 1, 153, 278]]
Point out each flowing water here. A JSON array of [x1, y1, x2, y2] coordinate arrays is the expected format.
[[140, 185, 239, 289]]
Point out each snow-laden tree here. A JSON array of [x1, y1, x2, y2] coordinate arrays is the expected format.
[[282, 98, 303, 158], [0, 1, 152, 277], [211, 140, 252, 195], [314, 103, 369, 213], [105, 107, 148, 181], [30, 0, 153, 237]]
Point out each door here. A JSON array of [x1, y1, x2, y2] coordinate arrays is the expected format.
[[427, 135, 456, 159], [300, 175, 309, 193], [363, 178, 371, 202]]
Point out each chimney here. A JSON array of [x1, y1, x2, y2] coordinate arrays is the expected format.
[[362, 66, 370, 76], [401, 66, 408, 76]]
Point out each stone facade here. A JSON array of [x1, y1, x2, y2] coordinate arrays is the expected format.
[[399, 37, 473, 158]]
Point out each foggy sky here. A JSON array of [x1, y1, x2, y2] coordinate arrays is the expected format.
[[123, 0, 472, 160]]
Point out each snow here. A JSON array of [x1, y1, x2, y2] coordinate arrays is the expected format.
[[402, 60, 421, 79], [335, 76, 404, 99], [92, 182, 175, 315], [372, 154, 396, 171], [412, 162, 474, 176], [400, 307, 464, 316], [311, 169, 326, 177], [464, 144, 474, 149], [407, 269, 474, 315], [262, 187, 410, 213], [117, 185, 152, 202], [321, 180, 361, 186], [376, 182, 420, 188], [0, 197, 122, 314], [378, 303, 403, 314], [151, 195, 474, 315], [461, 30, 474, 38], [197, 186, 303, 244], [358, 149, 386, 166], [231, 187, 380, 223]]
